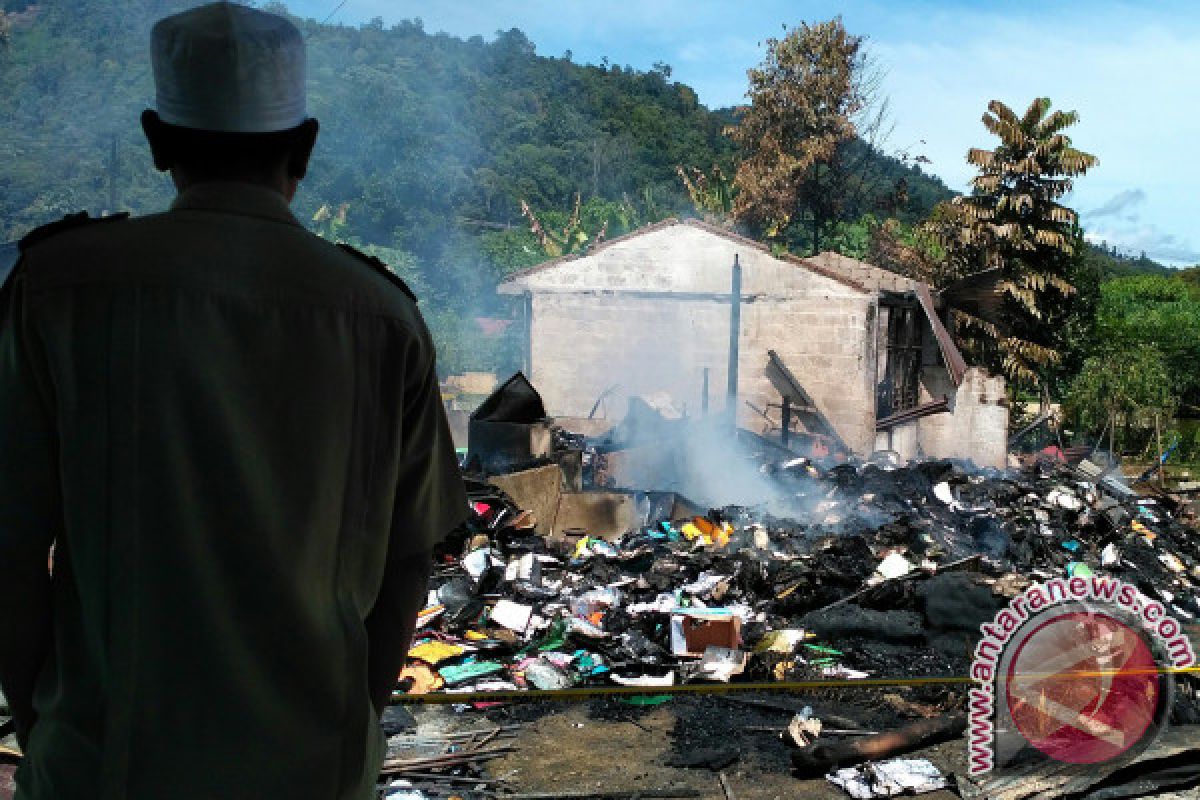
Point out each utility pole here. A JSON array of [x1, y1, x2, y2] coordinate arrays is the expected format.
[[726, 254, 742, 426]]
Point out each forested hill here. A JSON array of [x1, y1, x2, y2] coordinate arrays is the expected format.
[[1, 0, 954, 365]]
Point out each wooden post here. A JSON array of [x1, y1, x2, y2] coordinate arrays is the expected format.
[[781, 396, 791, 448], [701, 368, 710, 416], [1156, 413, 1165, 490]]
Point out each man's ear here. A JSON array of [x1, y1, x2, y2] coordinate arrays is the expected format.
[[287, 118, 320, 181], [140, 110, 174, 172]]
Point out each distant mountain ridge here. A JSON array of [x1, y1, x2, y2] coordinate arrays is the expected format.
[[0, 3, 953, 261]]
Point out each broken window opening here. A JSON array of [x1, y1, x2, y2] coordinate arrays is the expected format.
[[883, 304, 923, 413]]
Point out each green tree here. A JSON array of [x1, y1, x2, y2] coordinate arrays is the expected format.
[[1065, 349, 1177, 454], [676, 163, 735, 224], [311, 202, 350, 242], [866, 214, 959, 287], [930, 97, 1097, 391], [0, 2, 960, 378], [728, 18, 865, 250], [1092, 275, 1200, 407], [519, 193, 660, 259]]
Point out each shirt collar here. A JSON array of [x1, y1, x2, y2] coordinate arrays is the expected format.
[[169, 181, 302, 227]]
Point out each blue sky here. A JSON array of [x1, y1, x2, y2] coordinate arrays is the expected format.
[[284, 0, 1200, 265]]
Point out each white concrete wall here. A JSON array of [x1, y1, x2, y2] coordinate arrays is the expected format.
[[528, 291, 730, 420], [739, 295, 877, 454], [513, 225, 879, 453], [879, 367, 1009, 468], [507, 223, 863, 296]]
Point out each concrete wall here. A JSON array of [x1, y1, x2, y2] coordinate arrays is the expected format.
[[529, 290, 730, 420], [507, 223, 864, 296], [876, 367, 1009, 468], [921, 369, 1008, 470], [511, 225, 878, 453], [738, 294, 877, 454]]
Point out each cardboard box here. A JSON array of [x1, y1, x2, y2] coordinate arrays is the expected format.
[[670, 612, 742, 657]]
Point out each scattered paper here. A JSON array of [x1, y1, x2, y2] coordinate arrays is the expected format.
[[932, 482, 957, 508], [490, 599, 534, 633], [505, 552, 541, 583], [415, 605, 445, 629], [408, 639, 468, 666], [786, 711, 822, 747], [694, 646, 747, 682], [1160, 552, 1186, 573], [462, 548, 502, 579], [1048, 488, 1083, 511], [827, 758, 946, 799], [681, 572, 729, 595], [823, 665, 870, 680], [875, 552, 913, 580], [753, 629, 810, 654], [610, 671, 676, 687], [523, 658, 573, 690]]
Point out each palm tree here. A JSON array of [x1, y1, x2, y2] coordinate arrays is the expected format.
[[931, 97, 1097, 389]]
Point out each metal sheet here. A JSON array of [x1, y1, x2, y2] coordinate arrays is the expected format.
[[915, 282, 968, 386]]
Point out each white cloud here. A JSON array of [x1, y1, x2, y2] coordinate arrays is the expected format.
[[1085, 225, 1200, 265], [1083, 189, 1199, 265], [1084, 189, 1146, 220]]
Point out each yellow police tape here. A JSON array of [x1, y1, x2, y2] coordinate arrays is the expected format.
[[390, 665, 1200, 706]]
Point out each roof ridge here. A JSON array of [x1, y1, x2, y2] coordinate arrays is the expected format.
[[499, 216, 870, 293], [498, 217, 684, 282]]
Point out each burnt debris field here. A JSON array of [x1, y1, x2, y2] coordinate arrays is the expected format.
[[364, 375, 1200, 800]]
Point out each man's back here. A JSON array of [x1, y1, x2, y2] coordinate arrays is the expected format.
[[3, 182, 464, 799]]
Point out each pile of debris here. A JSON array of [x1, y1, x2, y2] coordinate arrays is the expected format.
[[391, 375, 1200, 797], [405, 452, 1199, 701]]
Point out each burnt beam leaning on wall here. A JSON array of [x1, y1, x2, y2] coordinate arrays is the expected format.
[[764, 349, 848, 453]]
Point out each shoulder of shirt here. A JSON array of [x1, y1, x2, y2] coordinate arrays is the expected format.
[[18, 211, 130, 254], [336, 242, 418, 304]]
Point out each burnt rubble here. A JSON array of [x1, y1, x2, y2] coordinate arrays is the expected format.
[[408, 451, 1199, 709], [383, 379, 1200, 797]]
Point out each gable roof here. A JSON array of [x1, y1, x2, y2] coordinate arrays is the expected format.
[[500, 217, 905, 294], [804, 249, 922, 294]]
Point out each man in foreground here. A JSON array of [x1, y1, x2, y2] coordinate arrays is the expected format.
[[0, 4, 466, 797]]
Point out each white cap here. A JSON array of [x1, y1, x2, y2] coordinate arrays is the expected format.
[[151, 2, 306, 133]]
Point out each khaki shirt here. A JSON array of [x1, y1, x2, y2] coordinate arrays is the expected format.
[[0, 183, 467, 799]]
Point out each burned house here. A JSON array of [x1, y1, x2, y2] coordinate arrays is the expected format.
[[498, 218, 1008, 467]]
